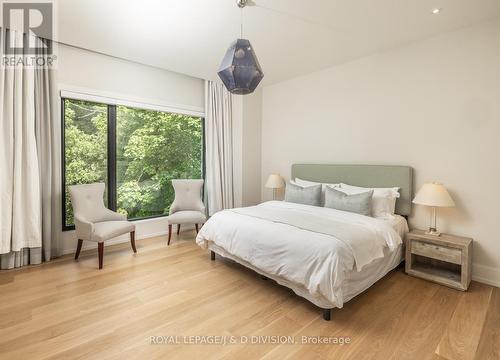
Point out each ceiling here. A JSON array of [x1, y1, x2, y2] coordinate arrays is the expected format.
[[56, 0, 500, 85]]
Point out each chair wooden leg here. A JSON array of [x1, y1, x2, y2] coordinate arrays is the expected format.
[[195, 224, 199, 234], [177, 224, 181, 235], [75, 239, 83, 260], [168, 224, 172, 245], [130, 231, 137, 253], [98, 242, 104, 269]]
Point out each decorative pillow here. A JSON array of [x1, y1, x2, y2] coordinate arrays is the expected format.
[[294, 178, 340, 205], [284, 181, 321, 207], [339, 183, 400, 218], [340, 183, 400, 198], [324, 187, 373, 216]]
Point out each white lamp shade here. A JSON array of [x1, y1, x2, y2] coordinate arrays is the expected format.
[[265, 174, 285, 189], [413, 182, 455, 207]]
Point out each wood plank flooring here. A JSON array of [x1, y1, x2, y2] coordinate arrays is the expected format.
[[0, 231, 499, 360]]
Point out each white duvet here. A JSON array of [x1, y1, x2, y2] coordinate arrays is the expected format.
[[196, 201, 404, 308]]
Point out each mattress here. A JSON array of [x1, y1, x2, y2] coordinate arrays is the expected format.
[[197, 201, 408, 309], [206, 215, 407, 309]]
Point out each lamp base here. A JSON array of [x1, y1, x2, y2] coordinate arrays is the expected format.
[[425, 227, 441, 236]]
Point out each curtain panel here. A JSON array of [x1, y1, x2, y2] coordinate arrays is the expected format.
[[0, 28, 61, 269], [204, 80, 234, 216]]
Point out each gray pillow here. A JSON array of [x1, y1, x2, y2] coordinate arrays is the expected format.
[[324, 187, 373, 216], [284, 182, 321, 207]]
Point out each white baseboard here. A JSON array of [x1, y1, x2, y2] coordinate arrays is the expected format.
[[472, 263, 500, 288], [61, 227, 195, 255]]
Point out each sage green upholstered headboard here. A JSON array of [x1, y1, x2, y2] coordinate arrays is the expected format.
[[291, 164, 413, 216]]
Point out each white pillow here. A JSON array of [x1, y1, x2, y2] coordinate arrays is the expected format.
[[294, 178, 340, 205], [340, 183, 400, 196], [339, 183, 400, 218]]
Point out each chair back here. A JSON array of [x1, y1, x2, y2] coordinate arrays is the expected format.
[[68, 183, 107, 222], [170, 179, 205, 214]]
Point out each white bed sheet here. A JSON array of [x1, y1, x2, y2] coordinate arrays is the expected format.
[[341, 215, 407, 303], [197, 202, 408, 309], [207, 241, 403, 309]]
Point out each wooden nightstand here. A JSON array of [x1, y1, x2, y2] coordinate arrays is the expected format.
[[405, 229, 473, 291]]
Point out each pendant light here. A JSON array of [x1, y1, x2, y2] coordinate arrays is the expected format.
[[218, 0, 264, 95]]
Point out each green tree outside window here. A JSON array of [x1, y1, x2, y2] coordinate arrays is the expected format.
[[63, 99, 203, 227]]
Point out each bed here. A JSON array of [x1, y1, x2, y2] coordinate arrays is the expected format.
[[196, 164, 413, 320]]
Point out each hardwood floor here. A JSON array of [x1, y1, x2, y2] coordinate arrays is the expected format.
[[0, 231, 499, 360]]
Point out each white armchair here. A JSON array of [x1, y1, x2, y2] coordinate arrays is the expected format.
[[68, 183, 136, 269], [167, 179, 206, 245]]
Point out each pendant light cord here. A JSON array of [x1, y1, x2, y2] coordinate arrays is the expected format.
[[240, 7, 243, 39]]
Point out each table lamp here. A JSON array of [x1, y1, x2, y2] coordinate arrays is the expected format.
[[265, 174, 285, 200], [413, 182, 455, 236]]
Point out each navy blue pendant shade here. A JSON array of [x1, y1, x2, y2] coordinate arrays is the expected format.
[[218, 38, 264, 95]]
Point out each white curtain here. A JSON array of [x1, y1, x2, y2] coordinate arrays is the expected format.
[[204, 80, 234, 216], [0, 29, 61, 269]]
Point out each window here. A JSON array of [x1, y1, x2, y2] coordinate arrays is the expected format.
[[62, 98, 204, 230], [63, 100, 108, 228]]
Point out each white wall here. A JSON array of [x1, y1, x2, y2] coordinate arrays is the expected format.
[[59, 44, 204, 109], [261, 19, 500, 286], [58, 44, 205, 254], [242, 89, 263, 206], [232, 95, 244, 208], [231, 89, 263, 208]]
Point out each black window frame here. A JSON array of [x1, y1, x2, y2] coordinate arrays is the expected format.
[[61, 97, 205, 231]]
